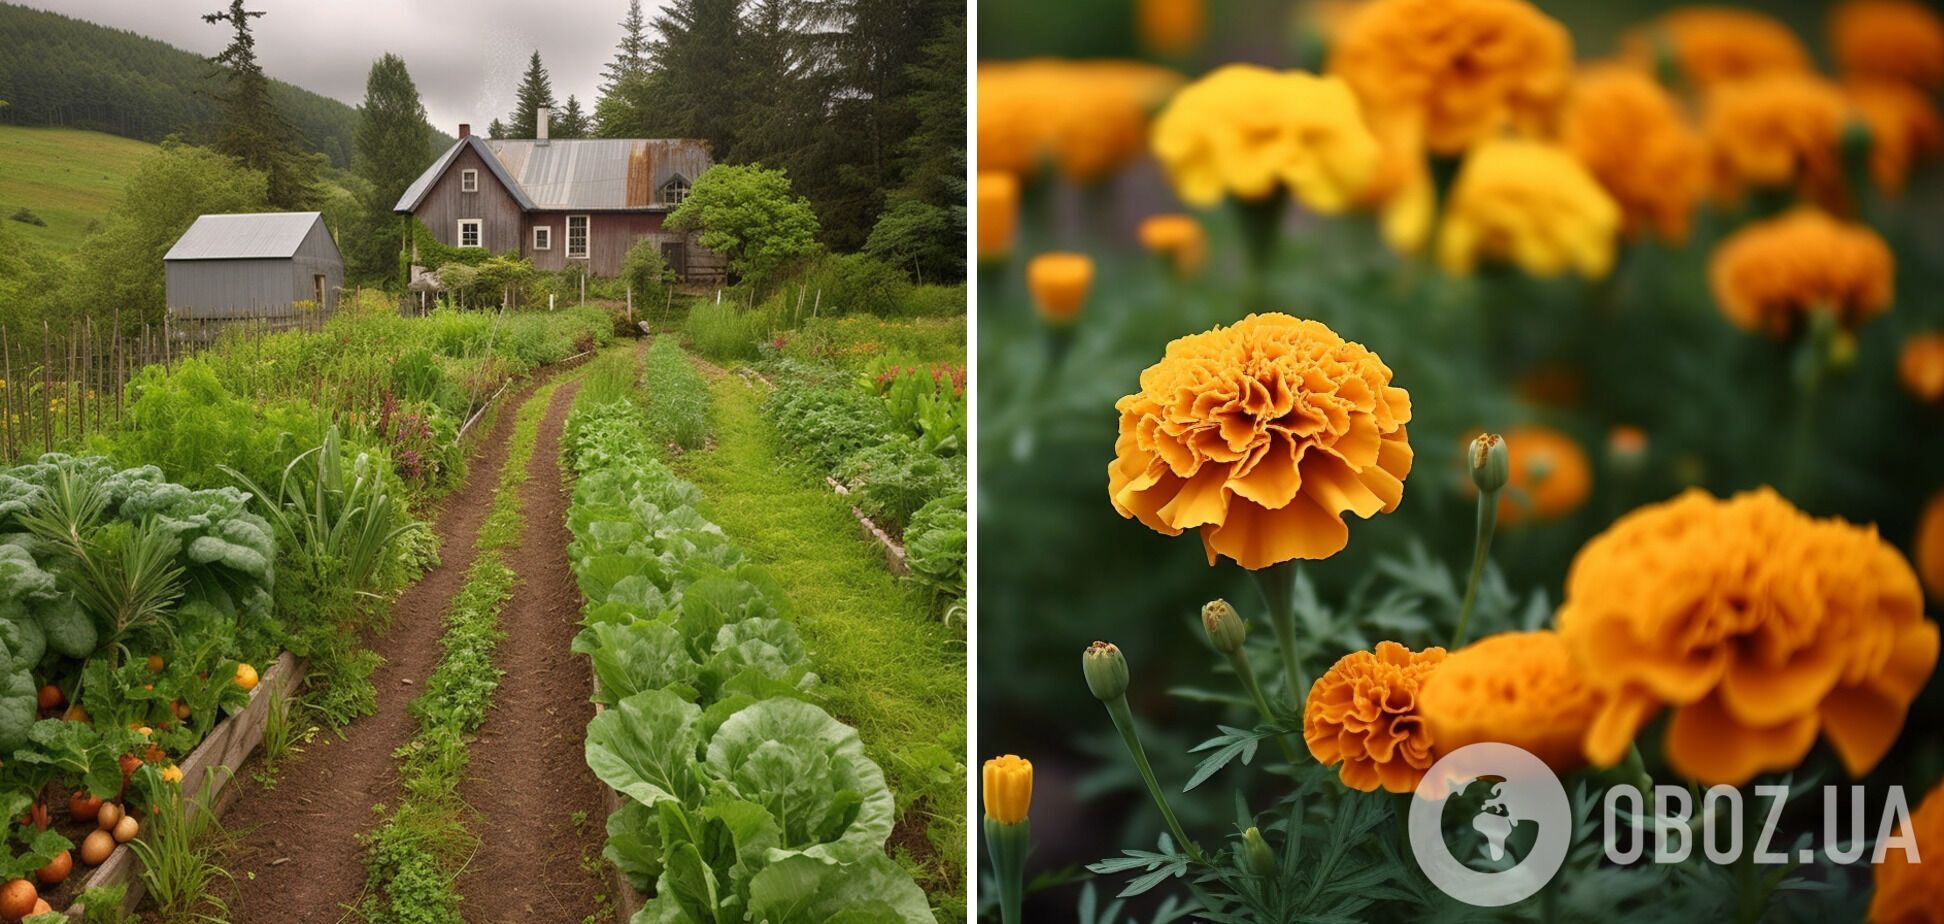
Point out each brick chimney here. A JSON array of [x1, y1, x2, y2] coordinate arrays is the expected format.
[[536, 106, 550, 145], [458, 122, 471, 139]]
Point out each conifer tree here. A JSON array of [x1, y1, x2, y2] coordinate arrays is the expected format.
[[507, 50, 556, 138]]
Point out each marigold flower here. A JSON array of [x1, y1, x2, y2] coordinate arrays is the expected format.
[[1846, 78, 1944, 195], [1027, 253, 1094, 325], [1418, 631, 1598, 773], [1557, 488, 1940, 785], [1465, 426, 1591, 524], [1328, 0, 1570, 156], [1563, 68, 1711, 243], [1150, 65, 1380, 210], [1136, 214, 1207, 277], [1704, 73, 1852, 205], [1831, 0, 1944, 90], [1137, 0, 1204, 55], [1918, 491, 1944, 603], [1870, 778, 1944, 924], [1108, 314, 1414, 569], [1708, 209, 1894, 337], [1607, 424, 1648, 461], [1304, 641, 1446, 793], [982, 755, 1033, 825], [977, 172, 1018, 263], [1624, 7, 1811, 90], [979, 59, 1182, 182], [1901, 334, 1944, 403], [1436, 140, 1621, 280]]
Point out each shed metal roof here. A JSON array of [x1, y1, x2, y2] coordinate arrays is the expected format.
[[163, 212, 328, 261], [392, 136, 712, 213]]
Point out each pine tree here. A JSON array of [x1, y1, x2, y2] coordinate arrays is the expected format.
[[348, 53, 431, 283], [508, 50, 556, 138], [202, 0, 312, 207], [646, 0, 744, 156], [488, 117, 506, 140], [556, 95, 589, 139], [600, 0, 650, 93]]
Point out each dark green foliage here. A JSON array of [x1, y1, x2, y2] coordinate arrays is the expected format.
[[599, 0, 652, 97], [793, 253, 911, 317], [667, 163, 821, 286], [621, 237, 674, 318], [349, 54, 433, 285], [554, 94, 589, 139], [506, 51, 556, 140], [864, 200, 958, 285], [202, 0, 315, 208], [7, 207, 44, 227]]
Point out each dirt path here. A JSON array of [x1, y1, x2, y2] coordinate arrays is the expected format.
[[451, 379, 608, 922], [217, 375, 552, 923]]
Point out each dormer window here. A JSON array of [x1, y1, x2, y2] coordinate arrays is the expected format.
[[461, 169, 479, 193], [659, 175, 691, 206]]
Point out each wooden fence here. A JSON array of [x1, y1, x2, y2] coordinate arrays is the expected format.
[[0, 311, 335, 464]]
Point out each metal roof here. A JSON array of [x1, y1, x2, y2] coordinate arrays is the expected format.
[[392, 136, 713, 213], [163, 212, 328, 261]]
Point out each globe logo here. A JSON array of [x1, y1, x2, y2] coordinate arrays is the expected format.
[[1407, 743, 1572, 907]]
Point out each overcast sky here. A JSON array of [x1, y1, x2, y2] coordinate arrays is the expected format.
[[16, 0, 654, 133]]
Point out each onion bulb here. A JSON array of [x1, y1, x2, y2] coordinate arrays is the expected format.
[[79, 829, 113, 865]]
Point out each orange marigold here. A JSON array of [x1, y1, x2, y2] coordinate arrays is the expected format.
[[1418, 631, 1599, 773], [1870, 778, 1944, 924], [978, 59, 1182, 183], [1027, 253, 1093, 325], [1831, 0, 1944, 91], [1328, 0, 1572, 156], [1136, 214, 1207, 277], [1558, 488, 1940, 785], [1485, 426, 1592, 524], [1563, 68, 1711, 242], [1625, 7, 1811, 90], [977, 172, 1018, 262], [1704, 73, 1852, 205], [1708, 209, 1894, 336], [1108, 314, 1413, 570], [1902, 334, 1944, 403], [1847, 78, 1944, 195], [1137, 0, 1205, 55], [1918, 490, 1944, 603], [1304, 641, 1447, 793]]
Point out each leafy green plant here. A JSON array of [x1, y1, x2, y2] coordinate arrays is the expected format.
[[838, 438, 964, 532], [904, 492, 966, 610], [642, 337, 711, 451], [226, 425, 416, 608], [125, 765, 234, 922]]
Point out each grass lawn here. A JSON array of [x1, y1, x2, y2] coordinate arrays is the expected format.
[[0, 125, 157, 251], [674, 367, 968, 918]]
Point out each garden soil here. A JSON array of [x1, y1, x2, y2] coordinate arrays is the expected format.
[[216, 371, 562, 922]]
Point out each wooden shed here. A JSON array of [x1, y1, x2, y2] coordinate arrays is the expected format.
[[163, 212, 343, 320]]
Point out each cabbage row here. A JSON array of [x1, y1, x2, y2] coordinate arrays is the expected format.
[[562, 395, 934, 924]]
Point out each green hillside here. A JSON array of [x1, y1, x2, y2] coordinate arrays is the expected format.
[[0, 124, 156, 252]]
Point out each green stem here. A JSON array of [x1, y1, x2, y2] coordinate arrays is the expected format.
[[1104, 695, 1205, 863], [983, 816, 1030, 924], [1783, 310, 1836, 500], [1251, 561, 1309, 709], [1233, 195, 1287, 313], [1452, 488, 1499, 649], [1620, 744, 1653, 796], [1226, 647, 1302, 763]]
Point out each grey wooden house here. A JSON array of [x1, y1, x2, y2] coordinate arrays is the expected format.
[[163, 212, 343, 320]]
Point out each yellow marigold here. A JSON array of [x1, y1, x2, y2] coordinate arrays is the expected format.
[[1027, 253, 1093, 325], [1901, 333, 1944, 402], [1418, 631, 1599, 773], [979, 59, 1182, 182], [977, 172, 1018, 263], [1918, 490, 1944, 603], [1436, 140, 1621, 280], [1704, 73, 1852, 205], [1108, 314, 1414, 569], [1708, 209, 1894, 336], [1557, 487, 1939, 785], [1484, 426, 1592, 524], [1831, 0, 1944, 91], [1625, 7, 1811, 90], [1304, 641, 1446, 793], [1328, 0, 1572, 156], [1137, 0, 1204, 55], [1871, 778, 1944, 924], [1563, 68, 1711, 243], [982, 754, 1033, 825], [1847, 78, 1944, 195], [1149, 65, 1379, 210], [1136, 214, 1207, 277]]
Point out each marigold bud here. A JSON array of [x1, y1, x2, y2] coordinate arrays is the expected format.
[[1201, 599, 1246, 653], [1083, 640, 1130, 702], [982, 755, 1033, 825], [1468, 432, 1509, 494], [1242, 826, 1276, 877]]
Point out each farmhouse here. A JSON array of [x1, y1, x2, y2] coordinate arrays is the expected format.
[[394, 110, 726, 282], [163, 211, 343, 320]]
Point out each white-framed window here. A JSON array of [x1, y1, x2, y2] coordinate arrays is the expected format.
[[532, 225, 552, 251], [457, 219, 482, 248], [461, 169, 479, 192], [659, 176, 691, 206], [566, 215, 590, 259]]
